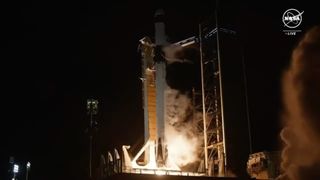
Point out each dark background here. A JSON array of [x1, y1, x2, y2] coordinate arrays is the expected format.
[[1, 0, 319, 179]]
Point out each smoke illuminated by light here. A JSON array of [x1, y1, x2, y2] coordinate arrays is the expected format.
[[165, 89, 202, 168], [166, 126, 200, 167], [279, 26, 320, 180]]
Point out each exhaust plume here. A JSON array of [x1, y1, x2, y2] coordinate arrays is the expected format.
[[165, 88, 202, 168], [279, 26, 320, 180]]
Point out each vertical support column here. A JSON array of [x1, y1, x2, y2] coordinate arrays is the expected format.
[[87, 99, 98, 179], [215, 1, 227, 172], [199, 24, 209, 174]]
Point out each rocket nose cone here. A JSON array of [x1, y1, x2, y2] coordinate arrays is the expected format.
[[154, 9, 165, 18]]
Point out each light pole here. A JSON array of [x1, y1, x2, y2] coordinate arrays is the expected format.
[[26, 162, 31, 180], [87, 99, 98, 179], [13, 164, 19, 180]]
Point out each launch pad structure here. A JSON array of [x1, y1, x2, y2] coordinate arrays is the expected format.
[[100, 8, 251, 179]]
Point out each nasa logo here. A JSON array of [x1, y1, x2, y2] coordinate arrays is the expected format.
[[282, 8, 304, 29]]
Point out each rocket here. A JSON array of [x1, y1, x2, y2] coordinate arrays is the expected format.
[[152, 9, 167, 166], [141, 9, 167, 143], [141, 8, 168, 167], [122, 9, 179, 171]]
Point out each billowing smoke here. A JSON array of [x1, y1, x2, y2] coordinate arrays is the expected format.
[[279, 26, 320, 180], [165, 88, 202, 168]]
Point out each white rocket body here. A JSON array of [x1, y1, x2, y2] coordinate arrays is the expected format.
[[122, 9, 179, 172], [154, 9, 167, 162]]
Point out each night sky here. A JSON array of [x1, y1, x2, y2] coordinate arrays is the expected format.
[[1, 1, 319, 179]]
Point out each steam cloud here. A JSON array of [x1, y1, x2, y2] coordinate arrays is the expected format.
[[279, 26, 320, 180], [165, 88, 202, 168]]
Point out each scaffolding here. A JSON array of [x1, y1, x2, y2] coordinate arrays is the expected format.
[[195, 21, 236, 176]]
